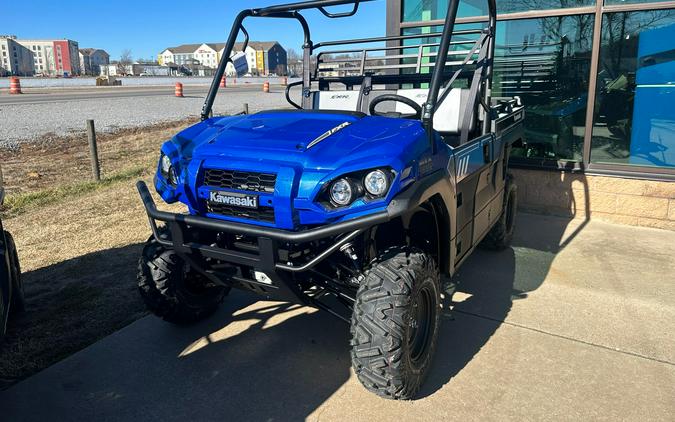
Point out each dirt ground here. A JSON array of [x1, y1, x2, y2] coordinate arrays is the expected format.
[[0, 122, 189, 389]]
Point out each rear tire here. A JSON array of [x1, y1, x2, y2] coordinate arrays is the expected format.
[[138, 231, 229, 324], [5, 231, 25, 314], [481, 176, 518, 250], [350, 247, 441, 400]]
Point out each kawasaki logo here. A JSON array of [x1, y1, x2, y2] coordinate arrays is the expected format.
[[209, 191, 258, 209]]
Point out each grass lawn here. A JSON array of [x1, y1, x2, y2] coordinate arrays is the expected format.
[[0, 121, 190, 389]]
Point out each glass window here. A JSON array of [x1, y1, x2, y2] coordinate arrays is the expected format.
[[403, 0, 595, 22], [605, 0, 673, 4], [590, 10, 675, 168], [494, 15, 594, 161], [402, 15, 593, 161]]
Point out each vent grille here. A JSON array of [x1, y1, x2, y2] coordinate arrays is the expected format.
[[204, 169, 276, 193], [206, 202, 275, 223]]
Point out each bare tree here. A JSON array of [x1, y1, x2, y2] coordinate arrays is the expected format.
[[117, 49, 133, 75], [287, 48, 303, 77]]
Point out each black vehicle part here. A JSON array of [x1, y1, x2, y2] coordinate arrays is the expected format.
[[350, 247, 441, 400], [5, 231, 24, 314], [481, 175, 517, 250], [201, 0, 497, 127], [368, 94, 423, 119], [138, 229, 229, 324], [285, 80, 304, 109]]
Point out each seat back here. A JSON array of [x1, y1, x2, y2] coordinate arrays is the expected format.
[[396, 88, 474, 135], [311, 91, 361, 112]]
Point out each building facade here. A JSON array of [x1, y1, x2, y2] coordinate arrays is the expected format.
[[159, 41, 288, 76], [6, 38, 82, 76], [250, 41, 288, 76], [388, 0, 674, 230], [0, 36, 34, 76], [79, 48, 110, 76]]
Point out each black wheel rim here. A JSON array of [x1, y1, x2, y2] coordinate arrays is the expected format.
[[408, 282, 434, 365]]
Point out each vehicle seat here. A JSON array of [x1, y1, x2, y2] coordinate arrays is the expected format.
[[396, 88, 475, 135], [311, 91, 361, 112]]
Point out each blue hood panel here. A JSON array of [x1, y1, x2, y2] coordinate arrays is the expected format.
[[189, 111, 425, 171], [161, 110, 432, 229]]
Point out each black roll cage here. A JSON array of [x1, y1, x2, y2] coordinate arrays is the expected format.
[[201, 0, 497, 144]]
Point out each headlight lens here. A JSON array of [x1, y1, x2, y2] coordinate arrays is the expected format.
[[330, 178, 353, 206], [159, 153, 177, 186], [364, 170, 388, 196]]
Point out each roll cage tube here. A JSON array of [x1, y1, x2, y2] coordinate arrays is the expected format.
[[201, 0, 378, 120], [200, 0, 497, 128], [424, 0, 497, 143]]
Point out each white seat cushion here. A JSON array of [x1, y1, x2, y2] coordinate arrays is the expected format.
[[396, 88, 470, 135], [312, 91, 361, 112]]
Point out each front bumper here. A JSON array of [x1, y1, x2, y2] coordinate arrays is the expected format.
[[137, 172, 447, 302], [138, 181, 393, 303]]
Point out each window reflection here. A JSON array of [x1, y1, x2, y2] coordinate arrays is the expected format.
[[494, 15, 594, 161], [402, 0, 595, 22], [591, 11, 675, 168]]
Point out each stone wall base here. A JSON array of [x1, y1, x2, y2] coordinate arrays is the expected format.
[[511, 169, 675, 231]]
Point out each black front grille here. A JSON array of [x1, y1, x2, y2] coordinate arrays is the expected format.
[[204, 169, 276, 193], [207, 202, 276, 223]]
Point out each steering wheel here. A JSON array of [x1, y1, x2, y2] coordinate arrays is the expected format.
[[369, 94, 423, 119]]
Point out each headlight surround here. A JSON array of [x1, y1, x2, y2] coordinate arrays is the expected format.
[[364, 169, 388, 197], [330, 178, 354, 206], [321, 167, 394, 209], [159, 153, 178, 186]]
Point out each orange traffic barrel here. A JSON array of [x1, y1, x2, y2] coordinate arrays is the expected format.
[[9, 77, 22, 94], [263, 81, 270, 93], [175, 82, 183, 97], [220, 76, 226, 88], [282, 76, 288, 86]]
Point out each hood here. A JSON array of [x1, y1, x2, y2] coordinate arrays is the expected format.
[[183, 110, 426, 171]]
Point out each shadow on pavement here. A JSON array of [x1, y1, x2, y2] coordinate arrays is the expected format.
[[1, 175, 595, 417], [157, 297, 352, 421], [422, 206, 590, 396]]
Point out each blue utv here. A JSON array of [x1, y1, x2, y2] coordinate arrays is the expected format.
[[137, 0, 524, 400]]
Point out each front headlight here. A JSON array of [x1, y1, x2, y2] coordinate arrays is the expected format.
[[159, 153, 177, 186], [364, 170, 388, 197], [320, 167, 394, 209], [330, 178, 354, 206]]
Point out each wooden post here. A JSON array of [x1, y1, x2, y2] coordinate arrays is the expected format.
[[86, 120, 101, 181], [243, 103, 249, 115]]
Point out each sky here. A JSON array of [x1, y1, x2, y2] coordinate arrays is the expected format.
[[1, 0, 386, 60]]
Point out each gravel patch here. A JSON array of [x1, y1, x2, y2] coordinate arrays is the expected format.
[[0, 90, 292, 148]]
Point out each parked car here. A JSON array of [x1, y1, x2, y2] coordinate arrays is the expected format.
[[136, 0, 522, 400], [0, 165, 25, 339]]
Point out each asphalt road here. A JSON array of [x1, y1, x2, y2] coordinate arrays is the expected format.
[[0, 84, 281, 106], [1, 214, 674, 421]]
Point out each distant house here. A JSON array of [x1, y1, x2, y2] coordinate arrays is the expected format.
[[158, 44, 202, 67], [248, 41, 288, 76], [79, 48, 110, 76], [158, 41, 287, 76]]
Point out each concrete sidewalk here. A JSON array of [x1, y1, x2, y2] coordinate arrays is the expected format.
[[1, 214, 673, 421]]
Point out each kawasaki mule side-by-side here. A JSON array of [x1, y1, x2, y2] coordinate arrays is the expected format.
[[137, 0, 523, 399]]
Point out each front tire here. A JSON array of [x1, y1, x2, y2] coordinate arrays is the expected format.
[[350, 247, 441, 400], [138, 233, 229, 324]]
